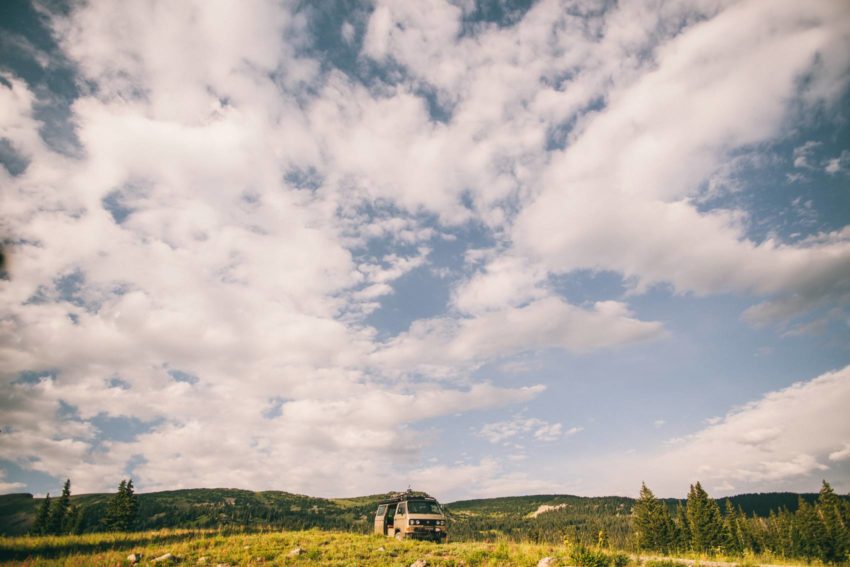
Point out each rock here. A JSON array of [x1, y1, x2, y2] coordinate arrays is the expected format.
[[377, 546, 386, 552], [197, 558, 207, 565], [152, 552, 176, 563], [538, 557, 557, 567], [127, 553, 141, 563], [410, 560, 428, 567], [288, 547, 303, 556]]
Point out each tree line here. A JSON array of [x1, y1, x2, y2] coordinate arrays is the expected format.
[[31, 478, 139, 535], [632, 480, 849, 563]]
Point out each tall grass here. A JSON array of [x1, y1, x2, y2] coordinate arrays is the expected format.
[[0, 529, 610, 566], [2, 529, 824, 566]]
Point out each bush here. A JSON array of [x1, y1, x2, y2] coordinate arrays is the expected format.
[[611, 551, 630, 567], [570, 544, 614, 567]]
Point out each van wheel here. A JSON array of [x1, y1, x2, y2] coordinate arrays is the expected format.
[[395, 531, 404, 541]]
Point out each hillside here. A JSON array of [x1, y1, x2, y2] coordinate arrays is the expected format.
[[0, 488, 832, 541], [0, 488, 386, 537]]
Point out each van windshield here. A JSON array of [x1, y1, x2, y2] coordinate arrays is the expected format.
[[407, 500, 441, 514]]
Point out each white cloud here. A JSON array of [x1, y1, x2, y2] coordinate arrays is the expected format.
[[824, 150, 850, 175], [477, 416, 571, 445], [793, 141, 820, 169], [341, 21, 355, 45], [588, 365, 850, 496], [505, 0, 850, 322], [2, 0, 850, 499], [372, 297, 664, 378], [828, 443, 850, 462]]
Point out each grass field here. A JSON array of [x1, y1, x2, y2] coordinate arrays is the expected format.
[[0, 529, 579, 566], [1, 529, 826, 566]]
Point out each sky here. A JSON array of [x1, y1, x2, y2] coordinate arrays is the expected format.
[[0, 0, 849, 503]]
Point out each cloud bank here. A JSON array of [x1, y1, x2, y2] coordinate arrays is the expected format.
[[1, 0, 849, 498]]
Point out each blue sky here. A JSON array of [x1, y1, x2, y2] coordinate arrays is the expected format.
[[1, 0, 849, 501]]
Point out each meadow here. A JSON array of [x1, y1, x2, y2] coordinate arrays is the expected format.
[[0, 528, 581, 566], [1, 528, 826, 567]]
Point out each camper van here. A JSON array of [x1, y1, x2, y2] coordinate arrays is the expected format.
[[374, 490, 448, 542]]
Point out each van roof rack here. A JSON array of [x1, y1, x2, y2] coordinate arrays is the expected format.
[[378, 489, 438, 505]]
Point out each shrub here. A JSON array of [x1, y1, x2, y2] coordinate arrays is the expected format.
[[611, 551, 630, 567], [570, 544, 613, 567]]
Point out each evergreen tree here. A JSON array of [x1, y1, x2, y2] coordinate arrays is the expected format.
[[686, 482, 723, 554], [796, 496, 826, 561], [63, 504, 82, 535], [103, 479, 126, 531], [675, 502, 691, 552], [721, 499, 742, 555], [816, 480, 849, 563], [784, 506, 803, 558], [32, 493, 51, 535], [632, 482, 675, 553], [122, 479, 139, 530], [104, 478, 139, 531], [47, 479, 71, 535], [735, 505, 758, 554]]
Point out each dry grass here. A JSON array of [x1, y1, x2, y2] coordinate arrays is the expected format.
[[0, 529, 579, 566]]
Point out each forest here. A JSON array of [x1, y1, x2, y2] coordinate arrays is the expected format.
[[632, 481, 849, 563]]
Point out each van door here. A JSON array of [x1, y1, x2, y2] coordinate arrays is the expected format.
[[395, 502, 407, 537], [374, 504, 387, 535], [386, 504, 396, 534]]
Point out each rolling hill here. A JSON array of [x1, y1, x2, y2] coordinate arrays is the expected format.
[[0, 488, 830, 543]]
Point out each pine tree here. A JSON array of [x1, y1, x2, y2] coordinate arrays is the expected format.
[[104, 479, 126, 531], [736, 505, 757, 554], [104, 478, 139, 531], [632, 482, 675, 553], [122, 479, 139, 530], [32, 493, 51, 535], [63, 504, 81, 535], [785, 506, 802, 558], [796, 496, 826, 561], [47, 479, 71, 535], [768, 507, 797, 558], [686, 482, 723, 554], [721, 499, 742, 555], [675, 502, 691, 552], [816, 480, 849, 563]]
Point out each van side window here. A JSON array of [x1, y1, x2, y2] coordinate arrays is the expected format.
[[397, 503, 406, 515], [376, 505, 387, 517]]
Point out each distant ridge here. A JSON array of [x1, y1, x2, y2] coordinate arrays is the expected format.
[[0, 488, 836, 537]]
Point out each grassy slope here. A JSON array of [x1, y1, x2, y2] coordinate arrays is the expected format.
[[0, 529, 576, 566], [0, 530, 824, 567]]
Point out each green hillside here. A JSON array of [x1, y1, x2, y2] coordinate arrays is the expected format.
[[445, 494, 634, 545], [0, 488, 832, 542], [0, 489, 384, 537]]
